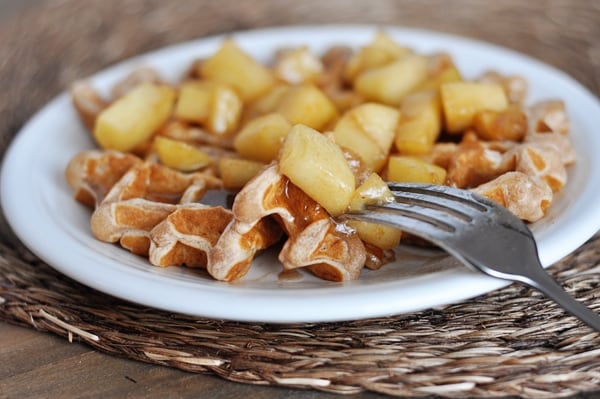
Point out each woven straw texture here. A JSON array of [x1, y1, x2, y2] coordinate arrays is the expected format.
[[1, 1, 599, 397]]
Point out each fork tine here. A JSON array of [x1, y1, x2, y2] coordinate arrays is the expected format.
[[370, 201, 460, 232], [388, 183, 533, 238], [389, 192, 475, 222], [345, 183, 488, 239], [347, 206, 450, 243], [387, 182, 489, 215], [347, 194, 466, 243]]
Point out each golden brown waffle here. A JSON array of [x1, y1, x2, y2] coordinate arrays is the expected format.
[[68, 150, 228, 268], [65, 150, 142, 208], [150, 204, 233, 268], [209, 164, 367, 282]]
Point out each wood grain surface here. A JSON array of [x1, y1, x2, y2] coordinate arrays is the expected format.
[[3, 322, 377, 399], [1, 1, 599, 398]]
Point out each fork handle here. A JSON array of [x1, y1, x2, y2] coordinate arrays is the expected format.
[[522, 267, 600, 332]]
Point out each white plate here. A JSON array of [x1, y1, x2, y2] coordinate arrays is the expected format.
[[2, 25, 600, 323]]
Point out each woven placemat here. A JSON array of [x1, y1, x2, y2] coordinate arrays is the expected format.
[[1, 1, 599, 398], [1, 238, 599, 398]]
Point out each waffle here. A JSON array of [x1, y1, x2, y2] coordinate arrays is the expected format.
[[150, 204, 233, 268], [67, 152, 375, 280], [66, 150, 142, 208], [422, 98, 574, 222], [68, 150, 227, 265], [209, 164, 367, 282]]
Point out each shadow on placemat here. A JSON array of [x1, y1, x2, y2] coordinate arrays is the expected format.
[[1, 236, 599, 398]]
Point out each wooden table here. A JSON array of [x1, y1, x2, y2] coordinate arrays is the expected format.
[[1, 1, 599, 398], [4, 321, 385, 398]]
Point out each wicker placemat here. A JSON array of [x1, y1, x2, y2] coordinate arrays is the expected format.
[[1, 238, 599, 398], [1, 1, 600, 397]]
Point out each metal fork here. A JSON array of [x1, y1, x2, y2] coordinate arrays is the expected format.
[[345, 182, 600, 331]]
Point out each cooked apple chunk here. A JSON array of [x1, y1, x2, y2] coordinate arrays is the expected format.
[[173, 81, 214, 124], [208, 84, 243, 135], [279, 124, 355, 216], [274, 46, 323, 85], [348, 172, 394, 211], [154, 137, 212, 172], [441, 81, 508, 133], [333, 102, 400, 172], [354, 54, 429, 106], [244, 85, 290, 118], [219, 158, 265, 191], [348, 219, 402, 250], [344, 31, 410, 82], [200, 39, 275, 102], [387, 156, 447, 184], [94, 82, 175, 152], [233, 113, 292, 163], [174, 81, 242, 136], [276, 85, 338, 130], [347, 173, 402, 250], [395, 90, 442, 155]]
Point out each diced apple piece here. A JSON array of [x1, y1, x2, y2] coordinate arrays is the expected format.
[[413, 54, 463, 93], [334, 116, 383, 172], [279, 124, 355, 216], [354, 55, 429, 106], [174, 81, 242, 135], [154, 136, 212, 172], [387, 156, 447, 184], [347, 220, 402, 250], [395, 119, 438, 155], [344, 31, 411, 82], [219, 158, 265, 190], [245, 85, 290, 118], [415, 64, 463, 92], [333, 103, 400, 172], [274, 47, 323, 85], [208, 84, 243, 135], [94, 82, 175, 152], [348, 173, 394, 211], [323, 87, 365, 113], [344, 46, 396, 83], [479, 71, 528, 104], [174, 81, 214, 124], [351, 103, 400, 152], [394, 90, 442, 155], [440, 82, 508, 133], [200, 39, 275, 102], [347, 173, 401, 250], [233, 113, 292, 163], [276, 85, 338, 130], [369, 31, 411, 58]]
